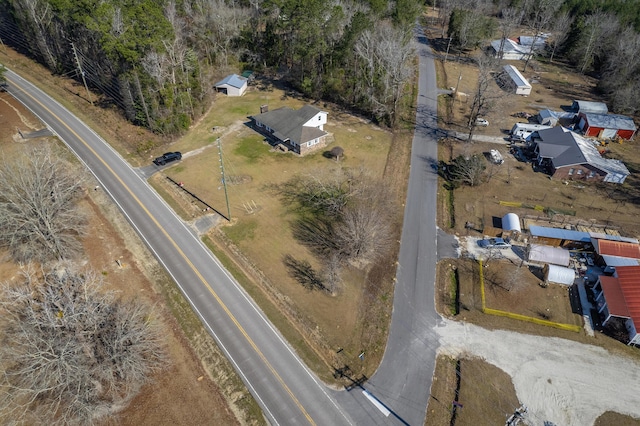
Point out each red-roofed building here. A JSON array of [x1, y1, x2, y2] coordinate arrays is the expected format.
[[593, 265, 640, 346], [594, 239, 640, 259]]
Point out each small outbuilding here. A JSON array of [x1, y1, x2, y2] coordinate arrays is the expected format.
[[502, 65, 531, 96], [544, 264, 576, 285], [214, 74, 248, 96], [537, 109, 558, 127], [577, 112, 637, 140], [571, 100, 608, 115]]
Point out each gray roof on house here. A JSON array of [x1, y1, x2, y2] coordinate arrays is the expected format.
[[572, 100, 608, 114], [535, 127, 630, 176], [251, 105, 326, 144], [490, 39, 530, 55], [581, 112, 637, 131], [535, 127, 586, 166], [214, 74, 247, 89]]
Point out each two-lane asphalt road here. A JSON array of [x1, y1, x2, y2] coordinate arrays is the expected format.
[[345, 26, 443, 426], [4, 25, 443, 426], [5, 69, 354, 426]]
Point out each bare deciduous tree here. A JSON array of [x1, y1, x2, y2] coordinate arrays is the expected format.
[[354, 22, 414, 127], [336, 201, 393, 267], [449, 154, 486, 187], [570, 11, 619, 74], [0, 146, 86, 263], [549, 11, 573, 63], [496, 7, 524, 60], [467, 53, 496, 141], [278, 168, 396, 287], [521, 0, 562, 72], [0, 264, 167, 425], [599, 26, 640, 114], [329, 146, 344, 161]]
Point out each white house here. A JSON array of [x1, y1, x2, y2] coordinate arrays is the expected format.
[[250, 105, 329, 155], [490, 39, 532, 61], [489, 35, 547, 61], [502, 65, 531, 96], [214, 74, 248, 96]]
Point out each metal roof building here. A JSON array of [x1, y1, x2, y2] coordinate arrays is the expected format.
[[595, 266, 640, 345], [214, 74, 248, 96], [571, 100, 608, 115], [529, 225, 592, 244], [502, 65, 531, 96], [578, 112, 637, 140], [593, 239, 640, 259]]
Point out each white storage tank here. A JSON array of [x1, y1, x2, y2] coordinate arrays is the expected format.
[[544, 264, 576, 285], [502, 213, 521, 233]]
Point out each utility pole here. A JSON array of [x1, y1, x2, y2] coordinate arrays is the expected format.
[[444, 37, 452, 63], [217, 138, 231, 221], [71, 42, 93, 106], [453, 71, 462, 104]]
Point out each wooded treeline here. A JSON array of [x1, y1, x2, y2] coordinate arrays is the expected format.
[[0, 0, 422, 135], [436, 0, 640, 115]]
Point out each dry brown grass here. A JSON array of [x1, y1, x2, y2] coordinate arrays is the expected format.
[[425, 355, 521, 426], [0, 51, 260, 425], [144, 82, 405, 380], [438, 139, 640, 239]]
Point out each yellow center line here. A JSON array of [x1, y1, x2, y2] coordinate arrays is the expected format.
[[8, 75, 315, 425]]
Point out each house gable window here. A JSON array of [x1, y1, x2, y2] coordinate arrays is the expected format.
[[576, 169, 583, 175], [588, 171, 595, 178], [568, 168, 574, 175]]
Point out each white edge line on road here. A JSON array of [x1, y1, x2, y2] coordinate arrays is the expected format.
[[7, 70, 353, 425], [5, 71, 284, 424], [362, 390, 391, 417]]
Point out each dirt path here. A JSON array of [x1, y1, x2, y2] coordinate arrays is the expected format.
[[437, 319, 640, 425]]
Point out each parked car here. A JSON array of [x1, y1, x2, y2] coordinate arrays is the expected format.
[[475, 117, 489, 127], [489, 149, 504, 165], [153, 152, 182, 166], [478, 237, 511, 249]]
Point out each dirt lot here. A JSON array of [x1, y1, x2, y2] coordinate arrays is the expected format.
[[438, 138, 640, 239], [0, 89, 252, 424], [427, 355, 520, 426]]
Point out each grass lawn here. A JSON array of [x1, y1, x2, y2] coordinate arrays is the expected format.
[[149, 83, 399, 380]]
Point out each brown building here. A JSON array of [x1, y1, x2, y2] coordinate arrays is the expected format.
[[531, 127, 629, 184]]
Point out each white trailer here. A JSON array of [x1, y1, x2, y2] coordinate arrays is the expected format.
[[510, 123, 552, 141], [503, 65, 532, 96]]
